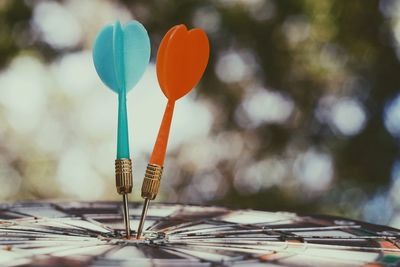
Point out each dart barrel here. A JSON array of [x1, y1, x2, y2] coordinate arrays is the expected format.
[[141, 163, 163, 200], [115, 158, 133, 194]]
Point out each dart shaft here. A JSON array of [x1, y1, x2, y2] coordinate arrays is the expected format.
[[117, 92, 130, 158], [149, 101, 175, 166], [137, 198, 150, 239], [122, 194, 131, 237]]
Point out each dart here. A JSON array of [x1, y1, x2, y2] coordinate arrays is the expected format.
[[93, 20, 150, 238], [137, 25, 210, 238]]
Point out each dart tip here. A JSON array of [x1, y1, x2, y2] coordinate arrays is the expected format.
[[136, 198, 150, 239], [122, 194, 131, 238]]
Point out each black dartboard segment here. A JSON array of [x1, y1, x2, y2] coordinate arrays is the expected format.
[[0, 202, 399, 266]]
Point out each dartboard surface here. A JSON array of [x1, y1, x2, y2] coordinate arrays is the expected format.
[[0, 201, 399, 266]]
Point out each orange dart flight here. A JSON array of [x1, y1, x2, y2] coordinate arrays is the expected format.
[[137, 25, 209, 238], [151, 25, 210, 165]]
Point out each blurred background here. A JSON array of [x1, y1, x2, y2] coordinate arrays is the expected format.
[[0, 0, 400, 227]]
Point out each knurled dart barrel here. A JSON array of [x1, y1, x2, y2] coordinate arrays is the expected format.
[[141, 163, 163, 200], [115, 158, 133, 194]]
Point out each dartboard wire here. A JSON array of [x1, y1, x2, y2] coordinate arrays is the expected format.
[[0, 217, 116, 242], [262, 245, 377, 266], [173, 229, 373, 248], [170, 235, 284, 242], [360, 228, 400, 241], [300, 235, 398, 241], [0, 234, 100, 244], [1, 220, 107, 238], [169, 238, 400, 253], [56, 216, 114, 233], [0, 240, 104, 251], [344, 226, 400, 244], [270, 225, 362, 231], [163, 242, 380, 266], [0, 226, 91, 238], [136, 245, 194, 264], [0, 208, 49, 219], [168, 238, 382, 248], [212, 216, 298, 228], [0, 230, 102, 243], [256, 250, 300, 264], [90, 243, 133, 266], [161, 244, 252, 265], [151, 205, 230, 224], [161, 221, 237, 235], [162, 218, 399, 256], [0, 216, 102, 234], [171, 232, 400, 251], [152, 218, 207, 230], [166, 243, 278, 265], [150, 216, 229, 232], [137, 240, 224, 266], [83, 216, 118, 235], [0, 240, 109, 265], [50, 202, 75, 217], [140, 245, 203, 262], [147, 218, 261, 264], [19, 240, 106, 253], [171, 224, 364, 237], [171, 231, 399, 240], [166, 240, 281, 253], [144, 217, 167, 234]]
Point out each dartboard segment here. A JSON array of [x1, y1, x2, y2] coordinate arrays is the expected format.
[[0, 202, 398, 267]]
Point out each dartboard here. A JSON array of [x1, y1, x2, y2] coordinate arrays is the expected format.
[[0, 202, 399, 266]]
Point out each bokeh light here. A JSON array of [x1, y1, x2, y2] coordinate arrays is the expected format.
[[385, 93, 400, 138]]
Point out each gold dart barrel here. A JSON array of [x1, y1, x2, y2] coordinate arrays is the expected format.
[[115, 158, 133, 194], [141, 163, 163, 200], [115, 158, 133, 237]]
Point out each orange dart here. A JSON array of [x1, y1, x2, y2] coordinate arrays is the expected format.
[[137, 25, 209, 238]]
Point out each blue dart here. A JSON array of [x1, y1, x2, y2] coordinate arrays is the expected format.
[[93, 20, 150, 237]]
